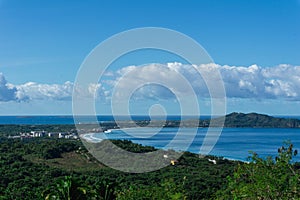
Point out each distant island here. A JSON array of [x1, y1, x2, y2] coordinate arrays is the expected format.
[[158, 112, 300, 128], [109, 112, 300, 129], [214, 112, 300, 128]]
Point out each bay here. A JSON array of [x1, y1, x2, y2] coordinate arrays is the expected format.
[[1, 116, 300, 162], [89, 127, 300, 162]]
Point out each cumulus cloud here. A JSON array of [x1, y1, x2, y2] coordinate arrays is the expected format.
[[217, 64, 300, 100], [1, 63, 300, 102], [15, 82, 108, 101], [15, 81, 74, 101], [111, 63, 199, 100], [0, 73, 17, 101], [107, 63, 300, 101], [0, 73, 106, 102], [74, 83, 107, 100]]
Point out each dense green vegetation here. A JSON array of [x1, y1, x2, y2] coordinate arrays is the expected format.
[[0, 137, 236, 199], [1, 124, 300, 199], [216, 142, 300, 199], [212, 112, 300, 128]]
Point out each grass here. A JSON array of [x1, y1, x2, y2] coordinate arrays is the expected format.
[[24, 151, 104, 172]]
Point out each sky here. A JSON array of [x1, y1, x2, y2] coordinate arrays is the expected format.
[[0, 0, 300, 116]]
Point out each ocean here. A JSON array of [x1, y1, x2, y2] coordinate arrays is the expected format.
[[0, 115, 297, 125], [0, 115, 210, 125], [84, 127, 300, 162], [1, 116, 300, 162]]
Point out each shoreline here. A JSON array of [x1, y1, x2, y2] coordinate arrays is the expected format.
[[80, 131, 249, 163]]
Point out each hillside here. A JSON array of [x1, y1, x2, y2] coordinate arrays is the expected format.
[[162, 112, 300, 128], [0, 137, 236, 199], [217, 112, 300, 128]]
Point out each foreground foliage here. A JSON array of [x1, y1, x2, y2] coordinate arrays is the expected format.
[[116, 178, 187, 200], [216, 142, 300, 199], [0, 137, 235, 200], [1, 127, 299, 200]]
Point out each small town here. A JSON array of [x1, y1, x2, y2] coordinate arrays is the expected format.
[[8, 130, 79, 140]]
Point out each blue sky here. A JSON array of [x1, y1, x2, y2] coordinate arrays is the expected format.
[[0, 0, 300, 115]]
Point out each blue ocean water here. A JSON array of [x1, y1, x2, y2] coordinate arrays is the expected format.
[[1, 116, 300, 162], [0, 115, 298, 125], [88, 127, 300, 162], [0, 115, 211, 125]]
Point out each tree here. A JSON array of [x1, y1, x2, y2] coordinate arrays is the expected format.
[[216, 142, 300, 199], [116, 178, 187, 200], [42, 176, 96, 200]]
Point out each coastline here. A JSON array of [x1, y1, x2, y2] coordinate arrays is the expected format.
[[79, 126, 300, 163], [80, 130, 251, 163]]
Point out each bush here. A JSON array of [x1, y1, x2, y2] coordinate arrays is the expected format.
[[216, 142, 300, 199]]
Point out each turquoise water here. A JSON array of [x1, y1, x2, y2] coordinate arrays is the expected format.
[[88, 127, 300, 162]]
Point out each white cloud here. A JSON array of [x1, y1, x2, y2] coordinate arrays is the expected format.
[[0, 73, 107, 102], [0, 73, 17, 101], [15, 82, 109, 101], [111, 63, 205, 100], [107, 63, 300, 101], [15, 81, 74, 101], [1, 63, 300, 102]]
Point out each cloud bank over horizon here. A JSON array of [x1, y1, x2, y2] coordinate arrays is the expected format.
[[1, 63, 300, 103], [108, 63, 300, 101]]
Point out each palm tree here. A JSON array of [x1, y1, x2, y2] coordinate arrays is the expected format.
[[43, 176, 95, 200]]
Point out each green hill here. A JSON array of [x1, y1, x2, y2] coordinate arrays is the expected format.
[[216, 112, 300, 128]]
